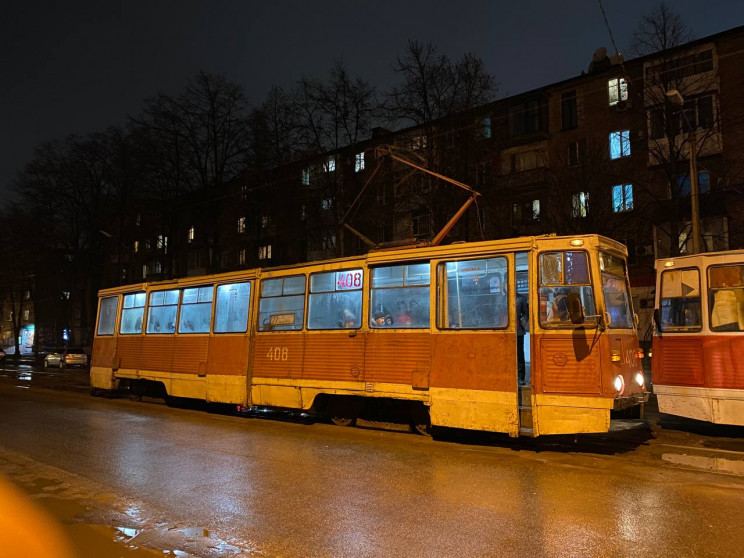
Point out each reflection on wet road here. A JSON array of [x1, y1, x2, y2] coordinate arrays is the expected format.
[[0, 364, 743, 557]]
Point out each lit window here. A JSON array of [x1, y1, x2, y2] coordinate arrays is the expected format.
[[355, 153, 365, 172], [62, 291, 70, 300], [572, 192, 589, 218], [512, 200, 540, 225], [261, 215, 271, 229], [301, 168, 311, 185], [608, 77, 628, 106], [326, 156, 336, 173], [238, 249, 246, 266], [612, 184, 634, 213], [237, 216, 246, 233], [609, 130, 631, 159], [157, 235, 168, 253], [133, 240, 139, 253], [188, 226, 195, 243], [676, 171, 710, 196], [258, 244, 272, 260], [24, 310, 29, 321], [482, 117, 492, 139], [321, 197, 333, 211]]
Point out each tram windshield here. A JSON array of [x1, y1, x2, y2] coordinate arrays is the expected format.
[[599, 252, 634, 329]]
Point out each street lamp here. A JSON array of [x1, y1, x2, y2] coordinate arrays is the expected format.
[[665, 89, 702, 254]]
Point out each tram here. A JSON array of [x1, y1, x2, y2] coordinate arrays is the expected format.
[[652, 250, 744, 425], [90, 234, 646, 437]]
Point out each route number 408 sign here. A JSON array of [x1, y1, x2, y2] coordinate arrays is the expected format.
[[335, 270, 363, 290]]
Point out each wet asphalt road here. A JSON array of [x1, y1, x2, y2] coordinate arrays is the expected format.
[[0, 359, 743, 557]]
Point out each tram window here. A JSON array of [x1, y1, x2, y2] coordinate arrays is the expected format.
[[308, 269, 363, 329], [599, 252, 633, 329], [214, 282, 251, 333], [708, 265, 744, 332], [539, 252, 596, 327], [370, 263, 430, 328], [120, 292, 146, 334], [179, 286, 213, 333], [258, 276, 305, 331], [146, 289, 179, 334], [659, 269, 701, 332], [97, 296, 119, 336], [439, 258, 508, 329]]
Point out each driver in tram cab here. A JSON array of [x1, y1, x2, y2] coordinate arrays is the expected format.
[[547, 288, 571, 322]]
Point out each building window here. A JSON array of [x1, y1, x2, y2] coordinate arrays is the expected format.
[[511, 149, 546, 173], [646, 49, 713, 84], [238, 249, 246, 266], [355, 152, 365, 172], [572, 192, 589, 218], [612, 184, 634, 213], [300, 205, 306, 221], [258, 244, 272, 260], [261, 215, 271, 229], [133, 240, 139, 253], [409, 134, 427, 150], [568, 141, 584, 167], [136, 213, 141, 227], [321, 197, 333, 211], [188, 250, 204, 270], [325, 156, 336, 173], [301, 168, 311, 186], [513, 200, 541, 225], [609, 130, 631, 159], [481, 117, 492, 139], [608, 77, 628, 106], [561, 91, 577, 130], [412, 210, 432, 237], [681, 95, 714, 132], [188, 226, 195, 243], [237, 217, 246, 234], [511, 100, 540, 136], [676, 171, 710, 196], [157, 235, 168, 253]]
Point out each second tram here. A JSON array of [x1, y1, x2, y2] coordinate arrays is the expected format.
[[652, 250, 744, 426]]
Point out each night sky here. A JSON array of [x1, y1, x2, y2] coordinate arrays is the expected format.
[[3, 0, 743, 197]]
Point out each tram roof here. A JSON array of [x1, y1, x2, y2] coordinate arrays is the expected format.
[[655, 248, 744, 271], [98, 234, 624, 296]]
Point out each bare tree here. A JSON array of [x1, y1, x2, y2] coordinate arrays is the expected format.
[[384, 41, 497, 127], [629, 2, 694, 57], [630, 3, 726, 256]]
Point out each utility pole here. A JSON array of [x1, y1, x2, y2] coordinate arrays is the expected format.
[[666, 89, 702, 254]]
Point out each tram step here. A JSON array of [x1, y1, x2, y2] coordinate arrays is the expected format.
[[519, 405, 532, 427], [519, 427, 535, 437], [518, 386, 532, 406]]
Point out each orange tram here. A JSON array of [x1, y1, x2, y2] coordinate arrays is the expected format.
[[91, 234, 647, 437], [652, 250, 744, 426]]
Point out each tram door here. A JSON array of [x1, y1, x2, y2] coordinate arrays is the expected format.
[[515, 252, 533, 432]]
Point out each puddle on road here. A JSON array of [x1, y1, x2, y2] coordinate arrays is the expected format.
[[662, 452, 744, 476]]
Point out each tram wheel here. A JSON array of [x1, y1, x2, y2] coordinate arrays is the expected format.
[[330, 416, 356, 427]]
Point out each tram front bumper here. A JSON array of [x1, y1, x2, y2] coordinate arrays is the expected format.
[[613, 392, 649, 411]]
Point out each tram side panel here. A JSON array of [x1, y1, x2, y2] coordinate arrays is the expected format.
[[429, 331, 519, 435], [205, 334, 249, 404]]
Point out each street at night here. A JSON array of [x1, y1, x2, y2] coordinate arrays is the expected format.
[[0, 360, 742, 557]]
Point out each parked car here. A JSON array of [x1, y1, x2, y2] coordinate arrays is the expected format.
[[43, 348, 88, 368]]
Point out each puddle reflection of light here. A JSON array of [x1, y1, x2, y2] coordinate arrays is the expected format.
[[18, 372, 32, 381], [663, 453, 744, 476], [115, 527, 140, 540]]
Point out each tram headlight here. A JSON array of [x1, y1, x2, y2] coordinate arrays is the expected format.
[[614, 375, 625, 395], [635, 372, 645, 388]]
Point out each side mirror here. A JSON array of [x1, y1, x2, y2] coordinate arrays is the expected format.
[[634, 313, 640, 327], [567, 291, 585, 325], [653, 308, 662, 334]]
